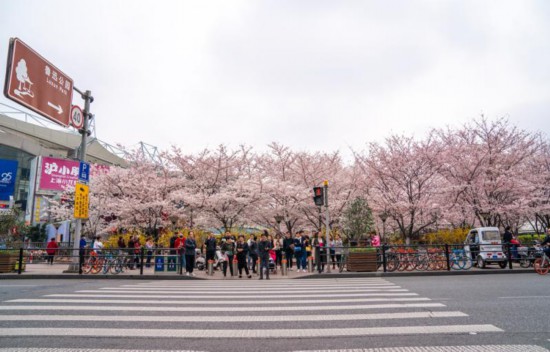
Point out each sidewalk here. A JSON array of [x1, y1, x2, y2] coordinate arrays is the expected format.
[[0, 261, 535, 280]]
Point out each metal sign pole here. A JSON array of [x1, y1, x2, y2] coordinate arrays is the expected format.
[[66, 88, 93, 273], [324, 180, 331, 273]]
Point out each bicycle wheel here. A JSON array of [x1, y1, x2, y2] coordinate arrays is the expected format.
[[461, 256, 473, 270], [386, 255, 399, 272], [81, 258, 93, 274], [533, 258, 549, 275], [519, 255, 531, 268], [338, 255, 346, 273], [90, 258, 104, 274], [110, 258, 123, 274], [450, 255, 461, 270]]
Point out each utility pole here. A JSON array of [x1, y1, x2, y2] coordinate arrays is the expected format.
[[66, 88, 93, 273], [324, 180, 331, 273]]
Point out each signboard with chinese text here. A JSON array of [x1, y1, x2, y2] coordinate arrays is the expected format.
[[39, 157, 79, 192], [4, 38, 74, 126], [74, 182, 89, 219], [0, 159, 18, 201]]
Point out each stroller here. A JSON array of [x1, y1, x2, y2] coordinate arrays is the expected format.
[[213, 247, 227, 271], [195, 248, 206, 271]]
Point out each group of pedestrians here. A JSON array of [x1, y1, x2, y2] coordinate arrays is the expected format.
[[279, 231, 344, 273]]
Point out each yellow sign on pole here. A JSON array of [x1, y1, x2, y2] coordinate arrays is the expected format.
[[74, 182, 89, 219]]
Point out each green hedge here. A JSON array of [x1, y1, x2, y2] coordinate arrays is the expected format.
[[349, 247, 378, 253], [517, 234, 545, 245]]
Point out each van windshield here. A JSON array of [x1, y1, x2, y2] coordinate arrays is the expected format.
[[482, 231, 501, 241]]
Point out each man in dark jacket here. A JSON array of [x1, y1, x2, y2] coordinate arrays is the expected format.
[[204, 233, 217, 263], [258, 232, 273, 280], [283, 232, 294, 270]]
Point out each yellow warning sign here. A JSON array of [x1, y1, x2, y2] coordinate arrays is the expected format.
[[74, 182, 89, 219]]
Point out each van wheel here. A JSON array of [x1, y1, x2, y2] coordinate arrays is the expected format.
[[477, 256, 486, 269], [498, 261, 507, 269]]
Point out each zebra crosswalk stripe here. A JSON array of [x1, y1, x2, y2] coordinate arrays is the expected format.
[[0, 311, 468, 322], [0, 325, 503, 338], [0, 278, 504, 342]]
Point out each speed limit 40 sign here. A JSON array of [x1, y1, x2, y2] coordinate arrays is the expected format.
[[70, 105, 84, 129]]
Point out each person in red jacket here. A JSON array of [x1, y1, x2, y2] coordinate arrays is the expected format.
[[46, 238, 59, 265], [174, 232, 186, 274]]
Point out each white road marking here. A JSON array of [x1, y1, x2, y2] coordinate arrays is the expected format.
[[290, 346, 548, 352], [0, 302, 445, 312], [499, 296, 550, 299], [0, 325, 503, 338], [6, 297, 431, 304], [0, 346, 545, 352], [0, 349, 207, 352], [96, 287, 408, 293], [0, 311, 467, 322], [76, 290, 412, 296], [48, 292, 418, 299]]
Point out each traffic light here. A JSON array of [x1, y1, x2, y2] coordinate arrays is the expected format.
[[313, 187, 324, 206]]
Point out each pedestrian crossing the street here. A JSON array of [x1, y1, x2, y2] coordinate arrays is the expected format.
[[0, 278, 545, 351]]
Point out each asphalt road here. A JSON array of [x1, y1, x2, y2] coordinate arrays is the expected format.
[[0, 274, 548, 352]]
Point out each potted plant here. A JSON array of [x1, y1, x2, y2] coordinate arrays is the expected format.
[[346, 247, 380, 272]]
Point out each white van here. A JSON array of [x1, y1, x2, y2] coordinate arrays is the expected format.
[[464, 227, 507, 269]]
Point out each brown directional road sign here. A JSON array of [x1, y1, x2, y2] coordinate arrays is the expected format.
[[4, 38, 74, 127]]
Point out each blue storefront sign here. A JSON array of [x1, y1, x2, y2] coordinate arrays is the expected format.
[[0, 159, 18, 201]]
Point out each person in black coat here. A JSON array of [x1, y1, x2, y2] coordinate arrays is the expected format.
[[258, 232, 273, 280], [282, 232, 294, 270], [204, 233, 217, 263], [236, 235, 252, 278]]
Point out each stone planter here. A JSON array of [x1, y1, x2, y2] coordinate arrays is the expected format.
[[0, 254, 18, 273], [346, 251, 379, 272]]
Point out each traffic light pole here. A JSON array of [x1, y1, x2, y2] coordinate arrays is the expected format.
[[324, 180, 331, 273], [66, 88, 93, 273]]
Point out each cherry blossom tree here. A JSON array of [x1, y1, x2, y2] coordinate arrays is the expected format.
[[436, 118, 543, 230], [356, 133, 445, 244], [166, 145, 262, 232]]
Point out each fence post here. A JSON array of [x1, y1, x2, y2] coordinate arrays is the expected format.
[[445, 244, 451, 271], [382, 244, 387, 272], [18, 247, 23, 275], [506, 243, 512, 269], [78, 249, 83, 275], [140, 247, 144, 275], [281, 251, 287, 276]]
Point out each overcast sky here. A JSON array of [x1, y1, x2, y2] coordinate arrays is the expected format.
[[1, 1, 549, 157]]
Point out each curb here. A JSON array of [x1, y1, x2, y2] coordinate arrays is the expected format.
[[0, 274, 204, 280], [0, 269, 534, 280], [294, 269, 534, 279]]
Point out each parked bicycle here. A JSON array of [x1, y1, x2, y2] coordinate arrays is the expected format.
[[533, 251, 549, 275]]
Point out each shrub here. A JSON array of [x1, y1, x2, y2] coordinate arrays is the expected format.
[[421, 228, 470, 245]]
